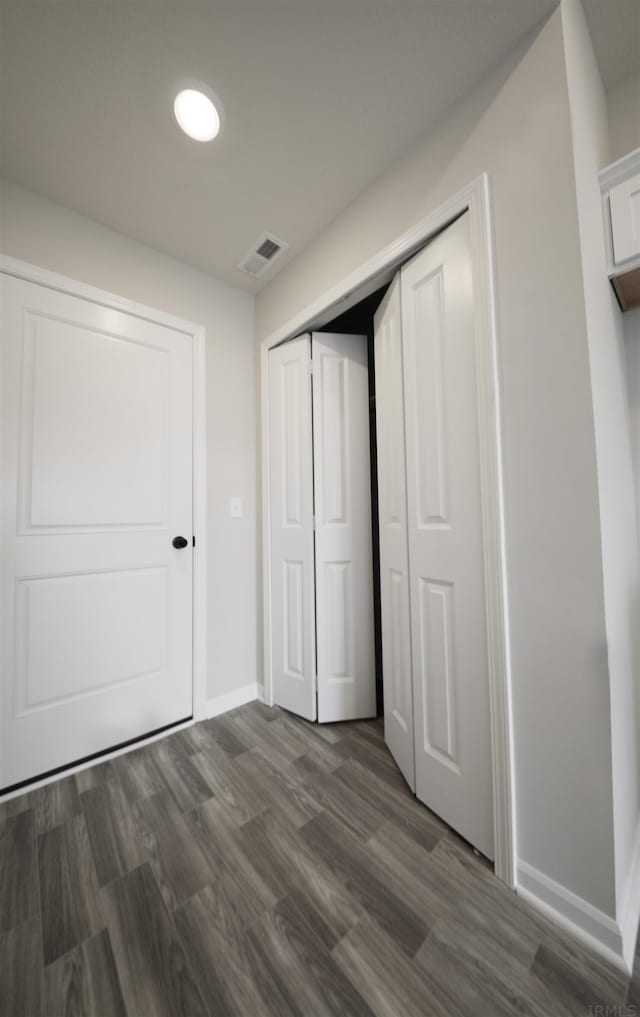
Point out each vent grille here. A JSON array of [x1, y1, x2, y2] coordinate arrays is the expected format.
[[256, 237, 281, 260], [238, 232, 288, 278]]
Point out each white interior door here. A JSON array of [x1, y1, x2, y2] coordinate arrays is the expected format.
[[269, 335, 316, 721], [312, 332, 375, 723], [373, 283, 415, 790], [1, 274, 193, 789], [402, 212, 494, 859]]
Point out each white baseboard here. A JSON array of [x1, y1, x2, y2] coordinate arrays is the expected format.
[[256, 683, 265, 703], [516, 861, 629, 975], [619, 816, 640, 971], [206, 683, 260, 719]]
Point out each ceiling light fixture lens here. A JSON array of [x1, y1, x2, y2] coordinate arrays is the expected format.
[[174, 88, 221, 142]]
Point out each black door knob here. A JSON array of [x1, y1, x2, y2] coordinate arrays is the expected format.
[[172, 536, 189, 549]]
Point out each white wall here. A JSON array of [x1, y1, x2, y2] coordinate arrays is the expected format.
[[627, 310, 640, 544], [607, 68, 640, 164], [257, 8, 619, 926], [561, 1, 640, 961], [0, 179, 258, 706]]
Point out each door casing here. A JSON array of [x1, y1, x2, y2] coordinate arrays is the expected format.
[[0, 255, 208, 789], [259, 174, 515, 887]]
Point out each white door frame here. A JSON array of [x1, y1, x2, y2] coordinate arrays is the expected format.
[[260, 174, 516, 887], [0, 254, 208, 730]]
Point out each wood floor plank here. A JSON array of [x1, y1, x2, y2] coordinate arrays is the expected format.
[[190, 749, 269, 825], [301, 810, 430, 958], [292, 757, 387, 841], [103, 862, 208, 1017], [237, 808, 363, 950], [187, 796, 278, 914], [204, 714, 253, 758], [0, 918, 44, 1017], [135, 789, 212, 912], [274, 713, 346, 770], [333, 734, 409, 793], [44, 929, 127, 1017], [228, 711, 297, 769], [417, 921, 563, 1017], [303, 718, 347, 744], [81, 779, 145, 887], [334, 757, 444, 853], [451, 869, 546, 974], [0, 789, 34, 825], [149, 736, 214, 814], [75, 760, 118, 794], [34, 774, 82, 835], [235, 747, 322, 829], [348, 718, 386, 750], [38, 813, 106, 965], [245, 894, 374, 1017], [0, 810, 38, 932], [169, 724, 219, 756], [528, 938, 628, 1014], [365, 822, 454, 927], [332, 914, 462, 1017], [112, 744, 166, 804], [175, 884, 295, 1017], [429, 833, 494, 884], [246, 699, 279, 724]]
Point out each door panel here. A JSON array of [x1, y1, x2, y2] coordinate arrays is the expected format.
[[312, 333, 375, 723], [374, 280, 415, 790], [1, 275, 193, 788], [16, 567, 167, 711], [269, 336, 316, 720], [22, 312, 166, 528], [402, 212, 494, 859]]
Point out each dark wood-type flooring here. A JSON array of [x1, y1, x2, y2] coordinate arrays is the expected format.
[[0, 701, 637, 1016]]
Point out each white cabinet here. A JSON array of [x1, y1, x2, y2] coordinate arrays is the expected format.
[[609, 174, 640, 265], [600, 148, 640, 309]]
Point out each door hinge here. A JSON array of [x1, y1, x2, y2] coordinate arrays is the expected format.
[[312, 514, 317, 531], [309, 359, 314, 375]]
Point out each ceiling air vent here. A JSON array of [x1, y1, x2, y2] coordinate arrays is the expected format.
[[237, 232, 288, 278]]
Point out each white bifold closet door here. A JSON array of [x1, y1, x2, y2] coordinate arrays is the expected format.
[[375, 212, 494, 859], [373, 279, 415, 791], [312, 333, 375, 722], [268, 332, 375, 724], [268, 335, 317, 721]]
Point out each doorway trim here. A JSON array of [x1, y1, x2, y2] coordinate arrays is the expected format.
[[0, 254, 208, 727], [259, 174, 516, 887]]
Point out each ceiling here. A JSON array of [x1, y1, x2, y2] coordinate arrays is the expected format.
[[0, 0, 630, 293]]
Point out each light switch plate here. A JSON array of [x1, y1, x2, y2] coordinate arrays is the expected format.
[[230, 496, 243, 518]]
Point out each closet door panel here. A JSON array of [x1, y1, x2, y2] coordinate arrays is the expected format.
[[402, 212, 494, 859], [374, 279, 416, 790], [312, 333, 375, 723], [269, 336, 316, 721]]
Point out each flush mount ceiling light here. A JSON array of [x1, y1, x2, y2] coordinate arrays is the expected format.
[[174, 84, 222, 142]]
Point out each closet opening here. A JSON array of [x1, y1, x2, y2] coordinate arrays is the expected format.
[[261, 177, 514, 886]]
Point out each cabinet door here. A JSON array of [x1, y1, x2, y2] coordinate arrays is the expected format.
[[312, 332, 375, 723], [269, 335, 317, 721], [610, 173, 640, 265]]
